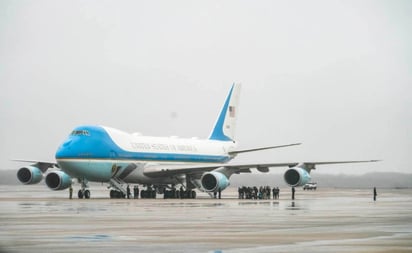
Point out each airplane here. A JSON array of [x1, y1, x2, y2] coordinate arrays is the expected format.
[[16, 84, 378, 199]]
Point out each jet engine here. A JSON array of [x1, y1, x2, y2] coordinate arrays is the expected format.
[[284, 167, 311, 187], [45, 171, 72, 190], [200, 171, 230, 192], [17, 166, 43, 185]]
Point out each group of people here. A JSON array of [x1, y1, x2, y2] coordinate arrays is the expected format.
[[238, 186, 280, 200], [126, 185, 157, 199], [131, 185, 139, 199], [125, 185, 197, 199], [71, 184, 379, 201]]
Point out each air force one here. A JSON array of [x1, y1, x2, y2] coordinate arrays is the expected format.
[[16, 84, 378, 199]]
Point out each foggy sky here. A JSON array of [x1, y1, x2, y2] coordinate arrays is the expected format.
[[1, 0, 411, 175]]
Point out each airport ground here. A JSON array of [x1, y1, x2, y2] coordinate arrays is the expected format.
[[0, 185, 411, 253]]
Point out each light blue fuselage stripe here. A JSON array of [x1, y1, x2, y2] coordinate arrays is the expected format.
[[58, 153, 230, 163]]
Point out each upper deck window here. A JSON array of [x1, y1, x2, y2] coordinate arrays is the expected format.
[[70, 130, 90, 136]]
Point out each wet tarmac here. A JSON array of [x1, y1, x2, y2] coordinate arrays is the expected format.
[[1, 185, 412, 253]]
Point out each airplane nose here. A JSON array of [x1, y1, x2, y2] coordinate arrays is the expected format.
[[55, 140, 72, 159]]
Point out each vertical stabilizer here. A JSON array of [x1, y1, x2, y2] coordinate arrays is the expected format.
[[209, 83, 241, 141]]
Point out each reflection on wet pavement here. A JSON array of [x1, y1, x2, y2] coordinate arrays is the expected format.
[[1, 186, 411, 253]]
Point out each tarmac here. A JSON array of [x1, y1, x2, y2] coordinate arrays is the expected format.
[[1, 185, 412, 253]]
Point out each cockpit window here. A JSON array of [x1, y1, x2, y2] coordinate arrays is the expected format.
[[70, 130, 90, 136]]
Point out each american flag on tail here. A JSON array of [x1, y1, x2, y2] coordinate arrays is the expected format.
[[229, 106, 235, 117]]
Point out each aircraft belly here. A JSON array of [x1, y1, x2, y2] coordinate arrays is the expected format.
[[57, 160, 113, 182], [123, 168, 181, 185]]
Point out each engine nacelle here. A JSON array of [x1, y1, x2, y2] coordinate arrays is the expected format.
[[45, 171, 72, 190], [17, 166, 43, 185], [284, 167, 311, 187], [200, 171, 230, 192]]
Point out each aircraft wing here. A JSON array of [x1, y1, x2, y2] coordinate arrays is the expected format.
[[12, 160, 58, 172], [228, 143, 301, 156], [143, 160, 380, 178]]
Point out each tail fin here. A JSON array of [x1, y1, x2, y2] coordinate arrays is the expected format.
[[208, 83, 241, 141]]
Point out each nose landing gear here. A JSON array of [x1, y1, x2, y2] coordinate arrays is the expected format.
[[77, 179, 90, 199], [78, 189, 90, 199]]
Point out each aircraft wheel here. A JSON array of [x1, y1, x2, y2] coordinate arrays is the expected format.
[[84, 190, 90, 199], [191, 191, 196, 199], [78, 190, 84, 199], [156, 187, 165, 194]]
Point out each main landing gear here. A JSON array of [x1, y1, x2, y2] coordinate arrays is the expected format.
[[109, 185, 158, 199], [109, 190, 125, 199], [108, 184, 198, 199], [140, 186, 157, 199], [163, 189, 196, 199], [78, 189, 90, 199]]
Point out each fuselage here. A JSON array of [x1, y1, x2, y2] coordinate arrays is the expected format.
[[55, 125, 236, 183]]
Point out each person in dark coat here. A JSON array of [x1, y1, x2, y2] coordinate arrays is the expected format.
[[126, 185, 131, 199], [69, 185, 73, 199]]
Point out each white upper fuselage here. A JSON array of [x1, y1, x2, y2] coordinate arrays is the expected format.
[[106, 126, 235, 159]]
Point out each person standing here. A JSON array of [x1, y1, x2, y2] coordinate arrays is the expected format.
[[373, 187, 377, 201], [291, 187, 295, 200], [69, 185, 73, 199], [180, 186, 184, 199], [133, 185, 137, 199], [126, 185, 131, 199]]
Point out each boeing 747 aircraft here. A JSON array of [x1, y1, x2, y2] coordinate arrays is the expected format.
[[16, 84, 378, 199]]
